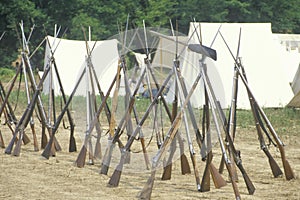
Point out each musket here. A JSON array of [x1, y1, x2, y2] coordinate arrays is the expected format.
[[45, 32, 77, 152], [83, 27, 103, 161], [5, 59, 51, 155], [22, 51, 62, 153], [203, 91, 228, 191], [161, 22, 180, 177], [12, 25, 63, 155], [20, 52, 39, 152], [241, 64, 282, 177], [99, 58, 123, 174], [0, 65, 30, 145], [139, 67, 203, 199], [87, 90, 94, 165], [219, 28, 242, 181], [122, 16, 135, 164], [108, 69, 174, 187], [161, 76, 179, 180], [219, 30, 294, 181], [200, 63, 242, 200], [121, 57, 151, 170], [90, 62, 112, 160], [229, 28, 282, 177], [200, 101, 224, 192], [162, 20, 191, 180], [52, 58, 76, 152], [144, 54, 192, 177], [191, 22, 252, 195], [42, 67, 86, 159], [120, 57, 134, 165], [75, 72, 117, 167], [87, 62, 102, 161], [139, 21, 164, 150], [105, 57, 121, 153], [202, 61, 255, 196], [177, 23, 226, 190], [40, 27, 73, 152], [100, 68, 147, 175], [176, 72, 203, 189]]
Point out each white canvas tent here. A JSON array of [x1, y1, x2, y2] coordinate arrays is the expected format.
[[291, 65, 300, 95], [288, 65, 300, 107], [273, 33, 300, 83], [163, 22, 294, 109], [43, 36, 119, 96]]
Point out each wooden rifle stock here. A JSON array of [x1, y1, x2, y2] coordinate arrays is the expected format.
[[0, 130, 4, 148], [13, 129, 24, 156], [200, 151, 212, 192], [41, 124, 47, 149], [200, 91, 212, 192], [140, 137, 150, 170], [161, 137, 177, 180], [177, 134, 191, 175], [75, 141, 87, 168], [30, 122, 39, 151], [93, 121, 102, 160], [209, 158, 227, 189]]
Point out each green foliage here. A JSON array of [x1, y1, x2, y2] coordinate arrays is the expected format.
[[0, 67, 15, 82], [233, 108, 300, 136]]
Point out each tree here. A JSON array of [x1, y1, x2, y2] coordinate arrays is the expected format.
[[246, 0, 300, 33], [0, 0, 46, 68]]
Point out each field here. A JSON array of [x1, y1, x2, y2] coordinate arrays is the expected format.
[[0, 98, 299, 199]]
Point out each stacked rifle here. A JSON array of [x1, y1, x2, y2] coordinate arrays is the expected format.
[[0, 20, 295, 200]]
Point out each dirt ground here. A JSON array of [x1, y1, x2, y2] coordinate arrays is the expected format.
[[0, 122, 299, 200]]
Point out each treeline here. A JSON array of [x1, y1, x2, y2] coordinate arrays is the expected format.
[[0, 0, 299, 69]]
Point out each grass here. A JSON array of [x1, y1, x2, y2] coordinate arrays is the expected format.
[[1, 72, 299, 138], [0, 67, 15, 82]]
